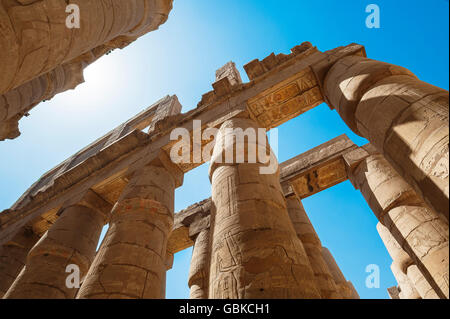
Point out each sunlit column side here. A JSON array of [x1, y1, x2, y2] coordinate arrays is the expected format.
[[208, 117, 321, 298], [0, 227, 39, 297], [4, 190, 110, 298], [0, 0, 172, 93], [377, 222, 438, 299], [188, 223, 211, 299], [349, 152, 449, 299], [77, 157, 182, 299], [0, 0, 173, 140], [285, 196, 341, 299], [323, 55, 449, 221], [321, 247, 360, 299]]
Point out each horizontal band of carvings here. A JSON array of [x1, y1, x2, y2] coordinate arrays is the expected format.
[[0, 43, 366, 246]]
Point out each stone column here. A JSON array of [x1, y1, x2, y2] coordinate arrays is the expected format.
[[0, 227, 39, 297], [4, 190, 110, 299], [350, 153, 449, 299], [346, 280, 360, 299], [188, 225, 211, 299], [286, 196, 341, 299], [0, 0, 172, 94], [208, 117, 320, 299], [321, 247, 359, 299], [377, 222, 439, 299], [323, 55, 449, 220], [387, 286, 400, 299], [77, 156, 183, 299], [390, 263, 421, 299]]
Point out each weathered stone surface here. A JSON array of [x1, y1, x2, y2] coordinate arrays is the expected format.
[[350, 153, 449, 299], [4, 190, 110, 299], [0, 0, 174, 140], [377, 222, 439, 299], [188, 223, 210, 299], [346, 280, 360, 299], [208, 118, 320, 298], [324, 55, 449, 221], [0, 227, 39, 298], [77, 159, 180, 299], [0, 95, 181, 246], [286, 196, 340, 298], [216, 62, 243, 86], [390, 263, 421, 299], [246, 68, 323, 129], [280, 134, 356, 198]]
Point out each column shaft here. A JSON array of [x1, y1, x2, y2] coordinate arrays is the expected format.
[[351, 154, 449, 298], [0, 0, 172, 94], [188, 228, 210, 299], [77, 163, 177, 299], [286, 197, 341, 298], [346, 281, 360, 299], [324, 56, 449, 220], [0, 228, 39, 297], [321, 247, 359, 299], [4, 192, 108, 299], [208, 118, 320, 299], [377, 222, 439, 299]]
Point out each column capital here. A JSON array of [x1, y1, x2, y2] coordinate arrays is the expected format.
[[188, 215, 211, 241], [126, 150, 184, 188], [58, 189, 112, 223], [208, 117, 276, 179]]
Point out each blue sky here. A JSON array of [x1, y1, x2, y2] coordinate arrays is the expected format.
[[0, 0, 448, 299]]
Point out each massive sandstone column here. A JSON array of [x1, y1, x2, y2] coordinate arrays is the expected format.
[[321, 247, 360, 299], [77, 156, 182, 299], [390, 263, 421, 299], [346, 281, 360, 299], [349, 152, 449, 299], [286, 196, 341, 299], [0, 0, 173, 140], [377, 222, 438, 299], [323, 55, 449, 220], [0, 227, 39, 297], [208, 117, 320, 299], [4, 190, 110, 299], [188, 224, 211, 299]]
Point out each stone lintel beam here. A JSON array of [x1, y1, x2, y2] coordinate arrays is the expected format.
[[322, 54, 449, 220], [0, 43, 365, 246], [0, 226, 40, 297], [280, 134, 357, 198], [167, 199, 211, 254], [4, 189, 111, 299]]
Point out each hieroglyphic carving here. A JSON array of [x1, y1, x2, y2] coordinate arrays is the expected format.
[[212, 231, 241, 299], [289, 158, 347, 199], [247, 68, 323, 128]]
